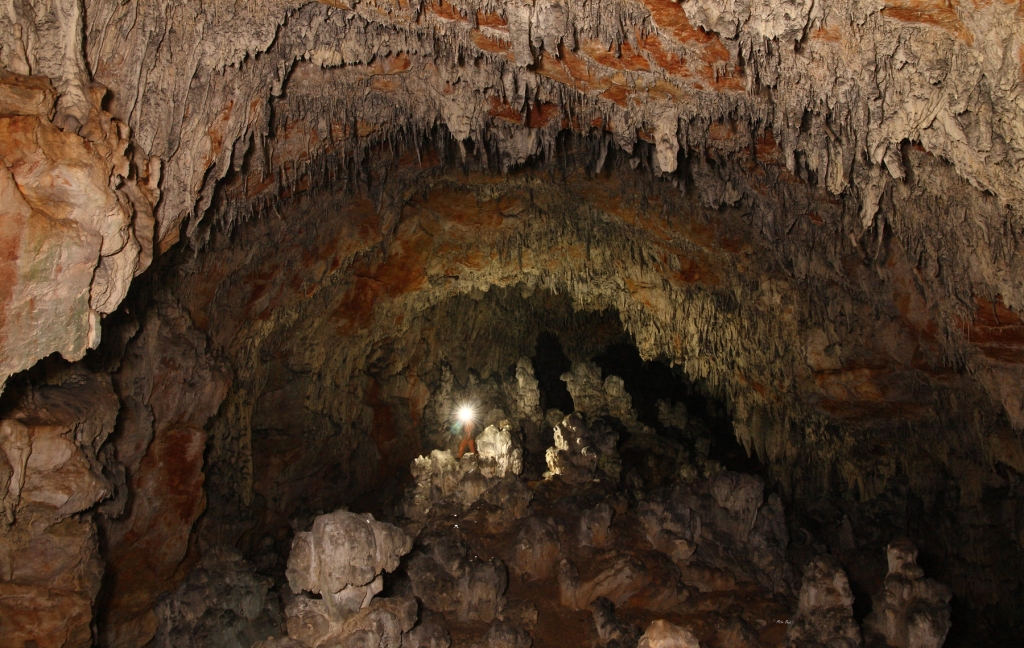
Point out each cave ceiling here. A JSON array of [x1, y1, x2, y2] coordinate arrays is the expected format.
[[2, 1, 1024, 488]]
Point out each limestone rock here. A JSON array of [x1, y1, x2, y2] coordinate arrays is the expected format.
[[559, 363, 646, 434], [252, 638, 310, 648], [656, 401, 689, 432], [0, 72, 154, 391], [150, 547, 279, 648], [638, 498, 699, 566], [401, 444, 536, 520], [486, 620, 533, 648], [402, 609, 451, 648], [286, 510, 412, 619], [558, 558, 650, 611], [405, 535, 508, 623], [513, 358, 542, 421], [100, 300, 230, 648], [637, 620, 700, 648], [0, 366, 118, 648], [863, 539, 952, 648], [511, 516, 561, 581], [579, 503, 614, 549], [545, 413, 620, 484], [637, 475, 791, 595], [285, 594, 417, 648], [784, 556, 862, 648], [589, 596, 640, 648], [476, 423, 524, 479]]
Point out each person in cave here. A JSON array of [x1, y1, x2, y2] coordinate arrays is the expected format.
[[456, 405, 477, 458]]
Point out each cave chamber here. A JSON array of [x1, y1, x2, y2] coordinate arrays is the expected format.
[[2, 1, 1024, 647]]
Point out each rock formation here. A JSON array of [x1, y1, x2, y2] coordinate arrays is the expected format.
[[1, 0, 1023, 644], [784, 556, 863, 648], [286, 510, 412, 618], [863, 539, 952, 648]]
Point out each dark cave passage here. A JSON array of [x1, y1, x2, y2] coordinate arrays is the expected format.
[[532, 331, 575, 415]]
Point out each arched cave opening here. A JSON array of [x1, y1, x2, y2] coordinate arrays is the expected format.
[[4, 4, 1024, 647]]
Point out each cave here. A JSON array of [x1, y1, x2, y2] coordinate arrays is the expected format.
[[2, 1, 1024, 647]]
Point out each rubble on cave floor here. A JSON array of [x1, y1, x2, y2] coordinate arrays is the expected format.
[[154, 363, 953, 648], [255, 414, 797, 647]]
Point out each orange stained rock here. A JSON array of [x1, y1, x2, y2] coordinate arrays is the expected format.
[[640, 0, 726, 47], [755, 129, 782, 160], [708, 120, 737, 142], [415, 185, 505, 228], [471, 29, 514, 57], [881, 0, 974, 44], [488, 96, 524, 124], [476, 11, 508, 29], [487, 97, 561, 128], [963, 297, 1024, 363], [599, 85, 632, 107], [532, 46, 597, 91], [206, 100, 234, 160], [425, 0, 470, 23], [811, 26, 843, 42], [580, 40, 651, 72], [638, 32, 691, 76]]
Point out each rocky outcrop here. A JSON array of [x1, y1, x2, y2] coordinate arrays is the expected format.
[[637, 620, 700, 648], [150, 547, 280, 648], [405, 448, 531, 521], [0, 69, 155, 392], [280, 509, 415, 648], [589, 596, 640, 648], [0, 366, 118, 647], [638, 472, 792, 595], [545, 413, 621, 484], [510, 516, 561, 581], [863, 539, 952, 648], [406, 534, 509, 623], [784, 556, 863, 648], [99, 300, 230, 648], [286, 510, 412, 618], [561, 363, 650, 435]]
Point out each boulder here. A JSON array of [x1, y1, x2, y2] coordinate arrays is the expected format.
[[558, 558, 650, 610], [476, 423, 524, 479], [285, 594, 417, 648], [286, 510, 412, 620], [149, 547, 279, 648], [485, 620, 533, 648]]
